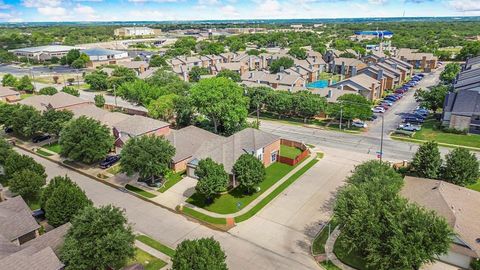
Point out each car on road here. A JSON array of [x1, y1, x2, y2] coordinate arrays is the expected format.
[[32, 134, 51, 143], [352, 121, 368, 128], [372, 107, 385, 113], [100, 155, 120, 169], [398, 123, 421, 131]]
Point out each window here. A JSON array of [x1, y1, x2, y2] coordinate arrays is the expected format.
[[271, 151, 278, 163]]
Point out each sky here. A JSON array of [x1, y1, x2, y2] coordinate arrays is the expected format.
[[0, 0, 480, 23]]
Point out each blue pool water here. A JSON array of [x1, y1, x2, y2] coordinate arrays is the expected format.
[[307, 80, 336, 89]]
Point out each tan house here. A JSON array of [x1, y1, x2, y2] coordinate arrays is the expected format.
[[241, 70, 306, 92], [0, 87, 20, 103], [117, 61, 149, 76], [211, 62, 248, 76], [401, 176, 480, 269], [330, 57, 367, 77], [329, 74, 384, 100], [18, 92, 92, 112], [397, 48, 438, 72], [358, 64, 398, 90], [113, 115, 170, 148]]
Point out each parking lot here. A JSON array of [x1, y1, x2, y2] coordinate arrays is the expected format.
[[0, 63, 84, 77]]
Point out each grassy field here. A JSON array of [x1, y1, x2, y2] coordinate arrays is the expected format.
[[320, 261, 341, 270], [136, 235, 176, 258], [181, 206, 227, 225], [20, 93, 34, 99], [468, 180, 480, 192], [37, 148, 53, 156], [158, 171, 184, 193], [412, 119, 480, 148], [312, 219, 338, 255], [125, 184, 157, 198], [44, 143, 62, 154], [235, 158, 319, 223], [106, 164, 122, 175], [128, 248, 167, 270], [280, 144, 302, 159], [187, 161, 302, 214]]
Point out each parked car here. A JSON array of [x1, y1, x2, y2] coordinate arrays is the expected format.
[[32, 134, 51, 143], [404, 117, 424, 124], [352, 121, 368, 128], [368, 115, 378, 121], [382, 100, 393, 106], [99, 155, 120, 169], [4, 127, 13, 133], [372, 107, 385, 113], [398, 123, 421, 131]]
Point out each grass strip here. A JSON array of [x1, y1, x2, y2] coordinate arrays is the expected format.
[[36, 149, 53, 156], [320, 261, 341, 270], [136, 235, 176, 258], [312, 219, 338, 255], [182, 206, 227, 225], [129, 248, 167, 270], [235, 158, 319, 223], [125, 184, 157, 198], [468, 180, 480, 192], [158, 172, 184, 193]]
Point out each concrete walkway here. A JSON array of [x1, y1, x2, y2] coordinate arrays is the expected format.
[[135, 240, 172, 269], [325, 227, 355, 270], [184, 154, 316, 218]]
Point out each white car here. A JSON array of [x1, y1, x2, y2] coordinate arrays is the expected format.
[[372, 107, 385, 113], [352, 121, 368, 128], [398, 123, 421, 131]]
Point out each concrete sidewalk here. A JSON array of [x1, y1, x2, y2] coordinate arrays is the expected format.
[[184, 154, 316, 218]]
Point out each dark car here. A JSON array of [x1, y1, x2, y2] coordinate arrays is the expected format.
[[368, 115, 378, 121], [32, 134, 51, 143], [384, 97, 397, 102], [404, 117, 424, 124], [100, 155, 120, 169], [4, 127, 13, 133]]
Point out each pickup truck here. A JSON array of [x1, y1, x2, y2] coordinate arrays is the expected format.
[[398, 123, 421, 132]]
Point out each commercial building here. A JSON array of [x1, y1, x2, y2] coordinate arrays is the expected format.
[[114, 27, 160, 37], [81, 48, 130, 68], [9, 45, 81, 61], [401, 176, 480, 269], [350, 30, 393, 41]]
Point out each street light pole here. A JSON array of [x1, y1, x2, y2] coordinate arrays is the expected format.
[[380, 114, 384, 162], [339, 105, 343, 130]]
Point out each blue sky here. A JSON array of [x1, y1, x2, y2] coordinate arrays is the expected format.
[[0, 0, 479, 22]]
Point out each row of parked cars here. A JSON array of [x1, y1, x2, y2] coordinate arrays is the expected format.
[[372, 74, 425, 114], [398, 107, 429, 131]]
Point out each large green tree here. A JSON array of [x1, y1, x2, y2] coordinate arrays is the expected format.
[[84, 70, 109, 91], [442, 148, 479, 186], [147, 93, 178, 122], [415, 85, 449, 113], [43, 176, 92, 227], [188, 66, 210, 82], [172, 237, 228, 270], [108, 66, 137, 88], [39, 86, 58, 95], [288, 46, 307, 59], [246, 86, 273, 121], [269, 57, 294, 73], [62, 86, 80, 97], [190, 77, 248, 135], [411, 141, 442, 179], [16, 75, 34, 92], [457, 41, 480, 60], [0, 138, 14, 166], [293, 91, 327, 122], [233, 154, 265, 193], [265, 91, 293, 118], [195, 158, 229, 202], [59, 116, 114, 164], [4, 152, 46, 181], [2, 73, 17, 87], [9, 104, 42, 137], [120, 135, 175, 184], [174, 95, 194, 128], [9, 170, 46, 201], [440, 63, 461, 84], [117, 79, 168, 105], [216, 69, 241, 82], [60, 205, 135, 270], [40, 109, 74, 136], [347, 160, 403, 188], [328, 94, 372, 126], [149, 55, 168, 68]]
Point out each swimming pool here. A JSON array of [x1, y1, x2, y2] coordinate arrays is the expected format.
[[307, 79, 336, 89]]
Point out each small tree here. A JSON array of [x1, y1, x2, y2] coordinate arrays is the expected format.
[[442, 148, 479, 186], [147, 94, 177, 122], [195, 158, 229, 202], [2, 73, 17, 87], [9, 104, 42, 137], [9, 170, 46, 201], [60, 205, 135, 270], [269, 57, 294, 73], [43, 176, 92, 227], [59, 116, 114, 164], [233, 154, 265, 193], [65, 49, 81, 65], [120, 135, 175, 184], [216, 69, 241, 82], [293, 91, 327, 123], [149, 55, 168, 68], [39, 86, 58, 95], [62, 86, 80, 97], [411, 141, 442, 179], [415, 85, 449, 113], [288, 46, 307, 59], [0, 138, 14, 165], [172, 237, 228, 270], [94, 94, 105, 108], [440, 63, 461, 84], [347, 160, 403, 189], [84, 70, 109, 91], [188, 66, 210, 82], [16, 75, 34, 92]]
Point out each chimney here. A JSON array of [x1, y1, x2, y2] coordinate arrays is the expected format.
[[340, 84, 344, 91], [371, 82, 376, 98], [351, 66, 357, 76], [249, 72, 253, 79], [391, 63, 397, 70], [327, 89, 333, 98], [277, 73, 282, 80], [377, 69, 384, 80], [341, 62, 346, 75], [296, 66, 300, 73]]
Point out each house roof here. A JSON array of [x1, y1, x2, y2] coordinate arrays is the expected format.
[[359, 65, 396, 80], [0, 87, 19, 98], [11, 45, 80, 54], [19, 92, 91, 111], [450, 88, 480, 117], [385, 57, 413, 69], [0, 246, 64, 270], [22, 223, 70, 256], [68, 104, 130, 127], [400, 176, 480, 258], [241, 70, 304, 86], [330, 74, 380, 91], [333, 57, 364, 67], [165, 125, 222, 163], [81, 48, 126, 57], [113, 115, 169, 137], [311, 87, 356, 102], [0, 196, 40, 242], [397, 48, 437, 61], [118, 61, 148, 69], [214, 62, 244, 72], [464, 56, 480, 70]]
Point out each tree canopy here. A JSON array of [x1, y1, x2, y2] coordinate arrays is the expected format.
[[59, 116, 114, 164], [269, 57, 294, 73], [39, 109, 73, 136], [9, 170, 46, 201], [288, 46, 307, 59], [172, 237, 228, 270], [147, 93, 178, 122], [62, 86, 80, 97], [440, 63, 461, 84], [415, 85, 449, 113], [2, 73, 17, 87], [411, 141, 442, 179], [84, 70, 109, 91], [216, 69, 241, 82], [233, 154, 265, 193], [16, 75, 34, 92], [195, 158, 229, 201], [94, 94, 105, 108], [442, 147, 479, 186], [39, 86, 58, 95], [328, 94, 373, 125], [188, 66, 210, 82]]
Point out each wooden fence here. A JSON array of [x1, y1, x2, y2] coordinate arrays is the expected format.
[[278, 139, 309, 166]]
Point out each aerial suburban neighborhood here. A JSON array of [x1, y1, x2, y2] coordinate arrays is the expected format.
[[0, 2, 480, 270]]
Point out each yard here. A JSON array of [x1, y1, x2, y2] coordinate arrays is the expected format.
[[128, 248, 167, 270], [125, 184, 157, 198], [468, 180, 480, 192], [106, 164, 122, 175], [158, 171, 184, 193], [135, 235, 176, 258], [412, 119, 480, 148], [187, 160, 304, 214], [280, 144, 302, 159], [312, 219, 338, 255], [44, 142, 62, 154], [333, 234, 372, 270]]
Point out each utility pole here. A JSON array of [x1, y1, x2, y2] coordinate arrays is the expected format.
[[339, 104, 343, 130], [380, 114, 384, 162], [113, 84, 118, 107]]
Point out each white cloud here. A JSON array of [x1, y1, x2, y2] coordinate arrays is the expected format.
[[368, 0, 388, 4], [22, 0, 62, 8], [37, 6, 66, 16], [0, 1, 11, 9], [127, 0, 178, 3], [0, 12, 12, 19], [449, 0, 480, 12], [219, 5, 239, 17], [198, 0, 218, 4], [74, 4, 98, 20]]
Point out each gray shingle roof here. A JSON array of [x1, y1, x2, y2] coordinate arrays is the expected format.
[[450, 88, 480, 117], [0, 246, 64, 270], [19, 92, 91, 111], [113, 115, 169, 136], [0, 196, 40, 242], [165, 126, 222, 163], [22, 223, 70, 255], [0, 86, 19, 98]]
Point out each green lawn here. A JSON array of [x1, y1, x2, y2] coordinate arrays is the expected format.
[[136, 235, 176, 258], [106, 164, 122, 175], [320, 261, 341, 270], [187, 161, 302, 214], [182, 206, 227, 225], [280, 145, 302, 159], [235, 158, 318, 223], [125, 184, 157, 198], [20, 93, 34, 99], [158, 171, 184, 193], [26, 198, 40, 210], [128, 248, 167, 270], [468, 180, 480, 192], [334, 234, 373, 270], [36, 148, 53, 157], [312, 219, 338, 255], [412, 119, 480, 149], [44, 143, 62, 154]]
